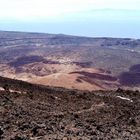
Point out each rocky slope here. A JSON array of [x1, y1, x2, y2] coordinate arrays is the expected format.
[[0, 76, 139, 139]]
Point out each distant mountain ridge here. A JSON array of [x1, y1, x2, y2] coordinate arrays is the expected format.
[[0, 31, 140, 90]]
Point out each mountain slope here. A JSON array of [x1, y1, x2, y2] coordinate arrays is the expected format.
[[0, 31, 140, 90], [0, 76, 139, 139]]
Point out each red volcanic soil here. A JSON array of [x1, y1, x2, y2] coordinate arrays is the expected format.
[[31, 68, 119, 91], [70, 71, 117, 81]]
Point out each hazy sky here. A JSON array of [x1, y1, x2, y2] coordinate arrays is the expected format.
[[0, 0, 140, 38]]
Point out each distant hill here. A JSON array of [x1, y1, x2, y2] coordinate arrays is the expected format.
[[0, 31, 140, 90]]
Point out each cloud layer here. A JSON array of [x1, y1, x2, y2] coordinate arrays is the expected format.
[[0, 0, 140, 20], [0, 0, 140, 38]]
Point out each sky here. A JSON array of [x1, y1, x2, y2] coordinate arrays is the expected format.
[[0, 0, 140, 38]]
